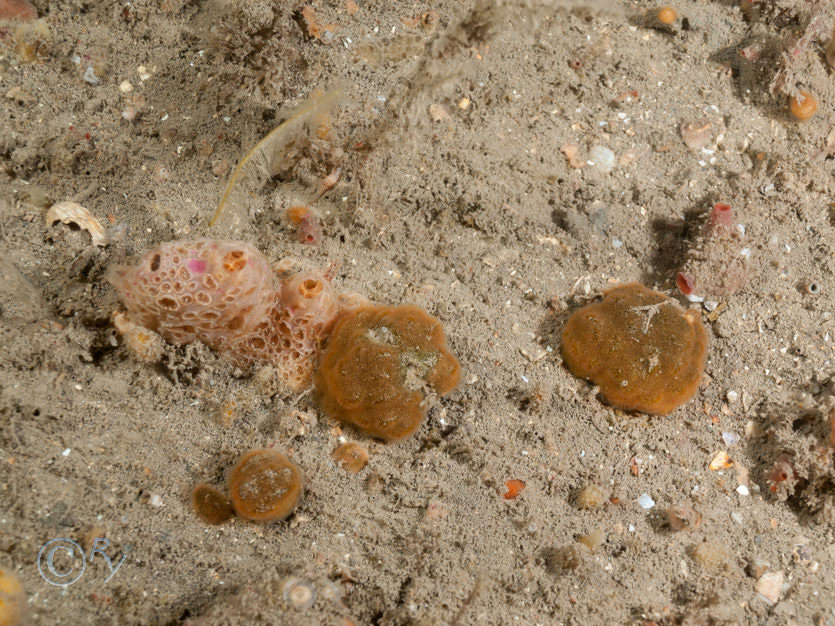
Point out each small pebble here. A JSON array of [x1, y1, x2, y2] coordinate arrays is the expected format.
[[722, 431, 740, 446], [736, 484, 749, 496], [755, 571, 783, 604], [589, 145, 615, 173], [83, 66, 100, 85], [637, 493, 655, 509]]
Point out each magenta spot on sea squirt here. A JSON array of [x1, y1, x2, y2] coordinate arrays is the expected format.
[[188, 259, 207, 274]]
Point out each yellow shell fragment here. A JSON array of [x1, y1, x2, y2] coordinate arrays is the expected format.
[[709, 450, 733, 471], [45, 201, 108, 246]]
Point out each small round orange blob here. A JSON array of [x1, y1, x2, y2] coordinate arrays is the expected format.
[[789, 90, 818, 121], [503, 479, 526, 500], [286, 205, 310, 224], [228, 449, 303, 523], [191, 483, 234, 525], [657, 5, 677, 25], [0, 566, 25, 626], [332, 442, 369, 474]]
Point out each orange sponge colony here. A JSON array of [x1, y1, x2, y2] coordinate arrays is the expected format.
[[108, 239, 345, 390], [561, 283, 708, 415], [315, 304, 461, 440], [0, 566, 24, 626], [228, 449, 303, 523]]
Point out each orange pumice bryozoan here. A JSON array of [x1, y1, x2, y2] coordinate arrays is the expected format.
[[561, 283, 708, 415]]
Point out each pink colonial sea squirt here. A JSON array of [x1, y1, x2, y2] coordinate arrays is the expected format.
[[676, 203, 751, 302], [107, 239, 355, 390]]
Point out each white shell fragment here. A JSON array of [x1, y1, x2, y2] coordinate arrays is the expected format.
[[45, 201, 108, 247], [637, 493, 655, 509], [755, 570, 784, 605]]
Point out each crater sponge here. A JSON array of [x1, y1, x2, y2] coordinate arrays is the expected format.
[[561, 283, 708, 415], [315, 304, 460, 441]]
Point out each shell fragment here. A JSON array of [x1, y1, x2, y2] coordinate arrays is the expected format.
[[45, 201, 108, 246]]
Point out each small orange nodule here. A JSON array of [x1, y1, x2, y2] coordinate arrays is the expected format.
[[789, 90, 818, 121], [0, 565, 25, 626], [657, 6, 676, 25], [503, 479, 526, 499], [332, 442, 369, 473], [191, 483, 234, 525], [561, 283, 708, 415], [228, 449, 303, 523], [300, 278, 323, 298], [286, 205, 310, 224], [222, 250, 247, 272]]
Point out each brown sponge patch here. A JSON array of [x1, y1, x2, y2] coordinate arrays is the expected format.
[[315, 305, 460, 441], [561, 283, 708, 415]]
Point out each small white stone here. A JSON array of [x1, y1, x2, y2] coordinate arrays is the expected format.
[[119, 80, 134, 93], [150, 494, 163, 507], [589, 145, 615, 173], [722, 431, 740, 446], [637, 493, 655, 509], [755, 571, 784, 604], [736, 484, 750, 496], [726, 390, 739, 404], [83, 66, 100, 85], [62, 448, 71, 457]]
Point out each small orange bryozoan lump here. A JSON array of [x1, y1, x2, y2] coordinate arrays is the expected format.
[[0, 566, 24, 626], [503, 479, 526, 500], [657, 6, 677, 25], [576, 484, 606, 510], [228, 449, 303, 522], [191, 483, 234, 525], [561, 283, 707, 415], [789, 90, 818, 121], [315, 305, 461, 441], [667, 502, 702, 531], [332, 442, 369, 473], [112, 312, 165, 362]]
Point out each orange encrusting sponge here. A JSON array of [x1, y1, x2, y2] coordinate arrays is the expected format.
[[315, 304, 461, 441], [561, 283, 708, 415]]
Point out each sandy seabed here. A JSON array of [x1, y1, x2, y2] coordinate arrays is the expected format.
[[1, 0, 835, 624]]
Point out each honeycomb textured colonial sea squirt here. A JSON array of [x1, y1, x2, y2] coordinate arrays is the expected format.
[[561, 283, 708, 415], [108, 239, 349, 390], [315, 304, 461, 441]]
